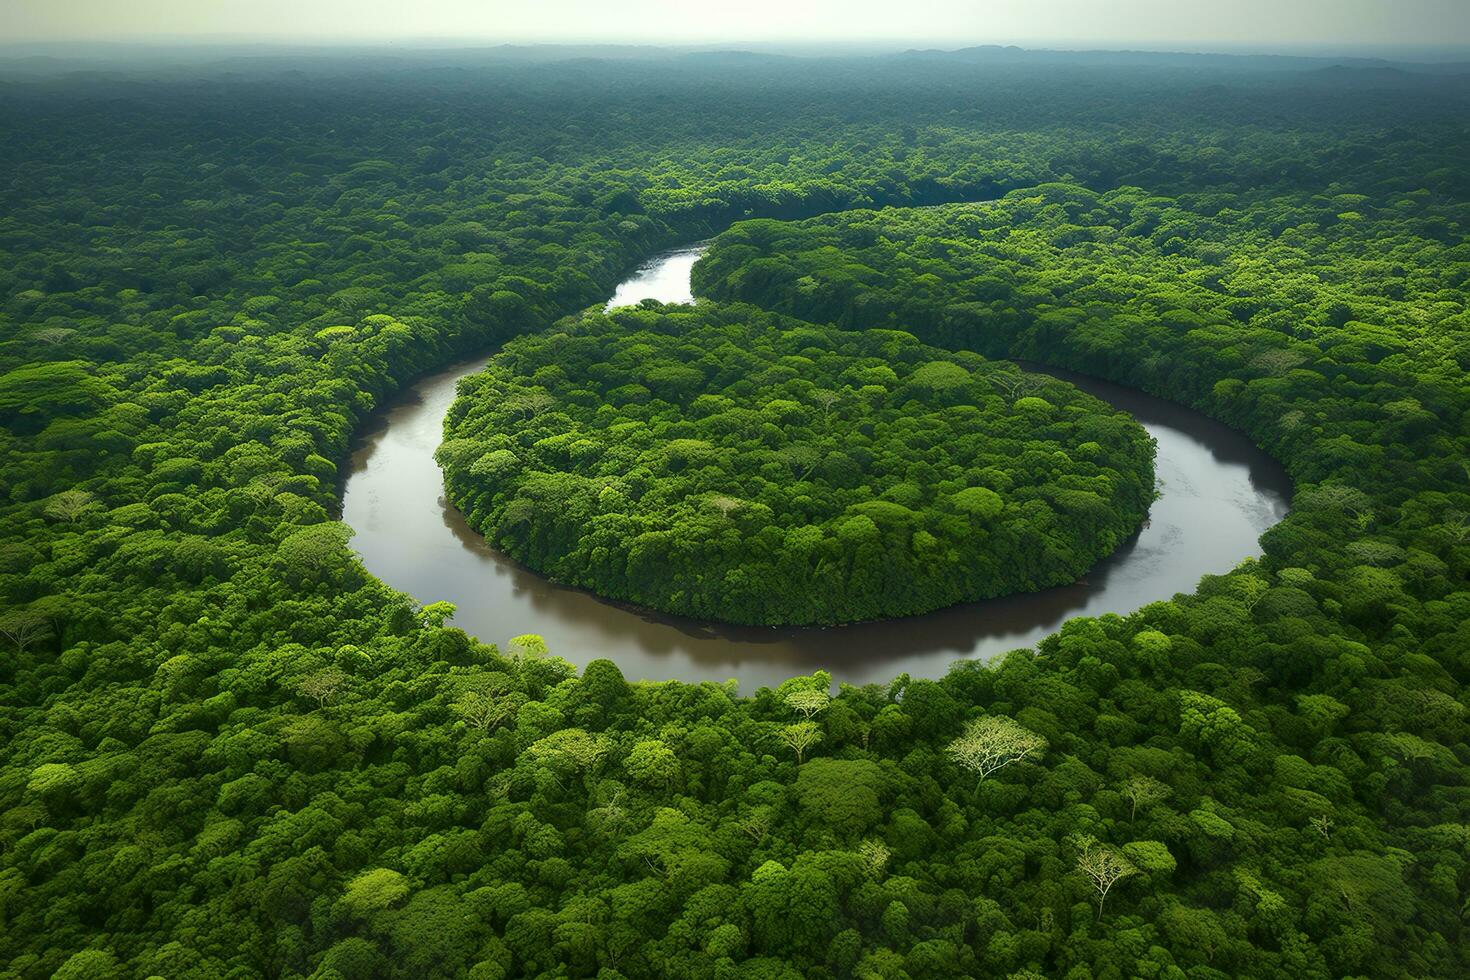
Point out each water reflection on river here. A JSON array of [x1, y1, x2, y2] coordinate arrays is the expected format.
[[341, 246, 1291, 690]]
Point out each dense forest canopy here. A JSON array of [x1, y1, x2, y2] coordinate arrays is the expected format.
[[439, 304, 1155, 624], [0, 47, 1468, 979]]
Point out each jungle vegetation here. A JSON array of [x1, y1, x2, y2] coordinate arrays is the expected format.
[[0, 47, 1467, 980]]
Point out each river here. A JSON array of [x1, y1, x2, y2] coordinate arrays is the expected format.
[[340, 245, 1292, 689]]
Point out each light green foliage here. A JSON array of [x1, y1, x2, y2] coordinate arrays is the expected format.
[[342, 868, 411, 915], [1120, 774, 1172, 821], [779, 720, 824, 765], [1121, 840, 1177, 877], [419, 600, 457, 628], [784, 688, 831, 719], [946, 715, 1047, 780], [624, 739, 679, 789], [507, 634, 550, 660], [1074, 835, 1140, 920], [950, 486, 1004, 519], [26, 762, 79, 796]]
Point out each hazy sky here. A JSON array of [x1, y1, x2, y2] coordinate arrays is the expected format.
[[4, 0, 1468, 52]]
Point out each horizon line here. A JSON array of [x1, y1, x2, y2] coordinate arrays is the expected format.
[[3, 37, 1469, 62]]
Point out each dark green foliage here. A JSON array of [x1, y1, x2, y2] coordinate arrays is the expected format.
[[0, 49, 1467, 980], [440, 305, 1154, 624]]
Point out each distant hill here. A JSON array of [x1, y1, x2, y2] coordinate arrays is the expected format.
[[900, 43, 1470, 75]]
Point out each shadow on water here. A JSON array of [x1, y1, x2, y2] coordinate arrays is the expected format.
[[341, 244, 1292, 690]]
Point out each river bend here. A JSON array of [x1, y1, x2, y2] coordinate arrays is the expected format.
[[341, 245, 1291, 688]]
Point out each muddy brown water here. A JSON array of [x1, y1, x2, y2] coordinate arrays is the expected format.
[[340, 244, 1292, 690]]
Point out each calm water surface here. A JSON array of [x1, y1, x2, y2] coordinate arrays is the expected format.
[[341, 246, 1292, 689]]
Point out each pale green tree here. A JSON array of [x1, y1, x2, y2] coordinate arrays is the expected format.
[[785, 688, 831, 720], [1073, 835, 1138, 920], [1121, 774, 1172, 822], [946, 715, 1046, 780], [779, 721, 823, 765]]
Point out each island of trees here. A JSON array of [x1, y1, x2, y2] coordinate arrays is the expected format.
[[439, 304, 1156, 624]]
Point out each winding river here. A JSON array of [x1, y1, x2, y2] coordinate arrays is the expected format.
[[341, 245, 1292, 689]]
